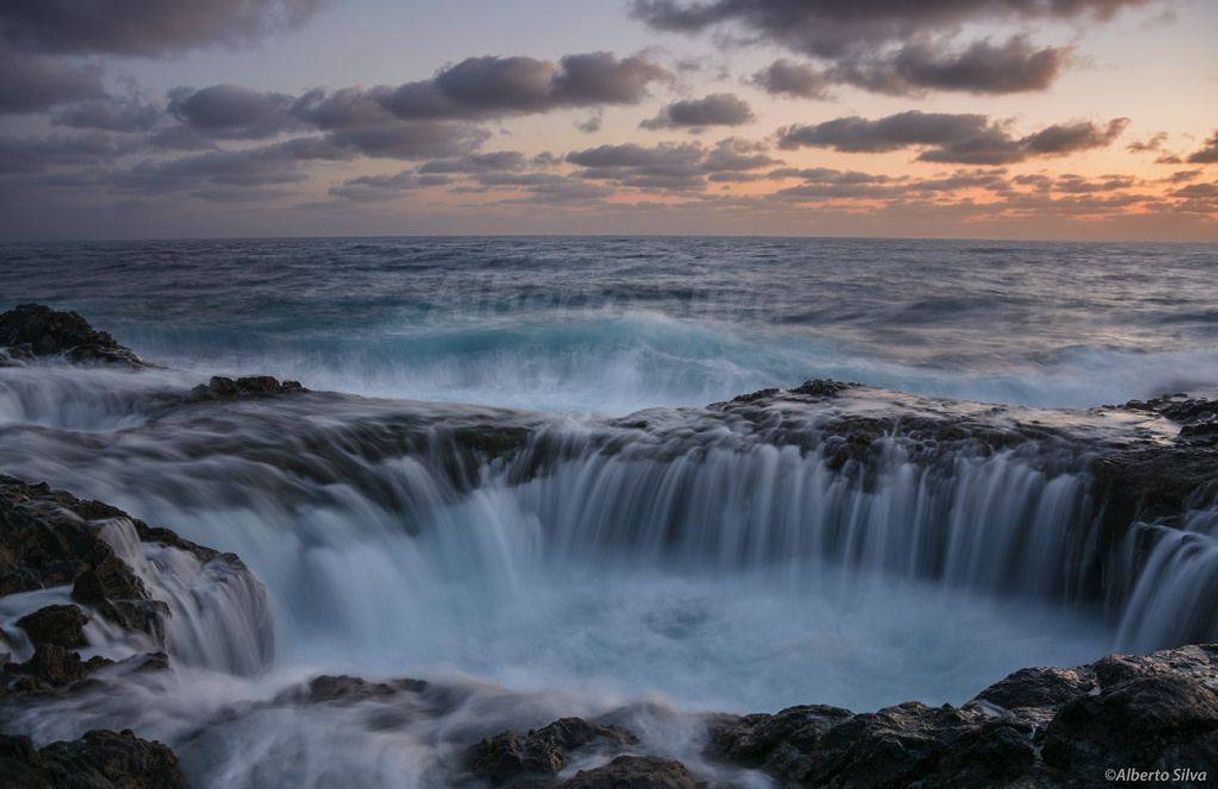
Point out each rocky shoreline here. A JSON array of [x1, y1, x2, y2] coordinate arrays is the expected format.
[[2, 304, 1217, 787]]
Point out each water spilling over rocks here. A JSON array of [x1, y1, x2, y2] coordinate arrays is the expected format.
[[1, 305, 1216, 787]]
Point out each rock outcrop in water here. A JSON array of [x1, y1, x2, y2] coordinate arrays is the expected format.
[[0, 474, 272, 695], [0, 304, 147, 368]]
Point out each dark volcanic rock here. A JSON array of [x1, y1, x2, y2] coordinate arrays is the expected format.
[[289, 674, 429, 704], [0, 729, 186, 788], [0, 304, 146, 367], [0, 475, 241, 695], [974, 665, 1097, 713], [707, 644, 1218, 788], [560, 755, 700, 788], [15, 605, 88, 649], [190, 375, 306, 401], [1042, 674, 1218, 775], [468, 717, 638, 787], [790, 379, 853, 398]]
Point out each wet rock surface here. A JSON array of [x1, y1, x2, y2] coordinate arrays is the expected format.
[[560, 755, 701, 788], [190, 375, 306, 401], [468, 717, 639, 787], [707, 644, 1218, 787], [0, 729, 186, 788], [0, 474, 251, 696], [0, 304, 147, 368]]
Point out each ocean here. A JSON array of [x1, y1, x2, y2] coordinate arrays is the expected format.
[[1, 236, 1216, 786], [2, 236, 1216, 412]]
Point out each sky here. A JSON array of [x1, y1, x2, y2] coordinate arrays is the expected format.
[[0, 0, 1215, 241]]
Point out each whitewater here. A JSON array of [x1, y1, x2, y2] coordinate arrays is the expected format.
[[1, 236, 1217, 787]]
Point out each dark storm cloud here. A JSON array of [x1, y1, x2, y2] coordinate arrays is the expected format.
[[640, 93, 754, 130], [377, 52, 670, 121], [778, 111, 1129, 164], [1186, 131, 1218, 164], [0, 50, 103, 113], [750, 59, 833, 99], [630, 0, 1152, 95], [51, 96, 161, 132], [830, 36, 1068, 95], [168, 84, 301, 139], [0, 0, 326, 56]]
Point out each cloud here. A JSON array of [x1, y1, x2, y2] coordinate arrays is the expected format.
[[377, 52, 670, 121], [0, 49, 103, 113], [0, 0, 326, 56], [750, 59, 832, 99], [630, 0, 1152, 54], [419, 151, 528, 173], [778, 111, 1129, 164], [702, 137, 779, 171], [117, 136, 351, 194], [630, 0, 1153, 95], [168, 84, 301, 139], [830, 36, 1069, 96], [0, 132, 140, 174], [567, 137, 776, 192], [1127, 131, 1168, 153], [329, 171, 450, 201], [51, 95, 161, 132], [640, 92, 754, 130], [576, 114, 603, 133], [326, 121, 488, 160], [1186, 131, 1218, 164]]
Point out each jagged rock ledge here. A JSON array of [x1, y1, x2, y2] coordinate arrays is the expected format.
[[455, 645, 1218, 787], [0, 304, 148, 368]]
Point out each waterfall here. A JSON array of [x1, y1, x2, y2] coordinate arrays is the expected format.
[[0, 367, 1213, 712], [1114, 506, 1218, 650], [100, 518, 275, 675]]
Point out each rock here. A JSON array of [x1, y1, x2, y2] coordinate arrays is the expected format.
[[974, 666, 1097, 712], [5, 642, 112, 691], [293, 674, 428, 704], [0, 729, 186, 788], [707, 704, 852, 770], [190, 375, 306, 401], [468, 717, 638, 786], [790, 379, 853, 398], [706, 644, 1218, 788], [0, 304, 146, 367], [1042, 674, 1218, 775], [560, 755, 700, 788], [15, 605, 88, 649]]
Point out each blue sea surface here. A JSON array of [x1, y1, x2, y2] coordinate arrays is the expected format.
[[2, 236, 1215, 411]]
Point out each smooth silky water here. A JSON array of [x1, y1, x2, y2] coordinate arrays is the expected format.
[[1, 237, 1216, 787]]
